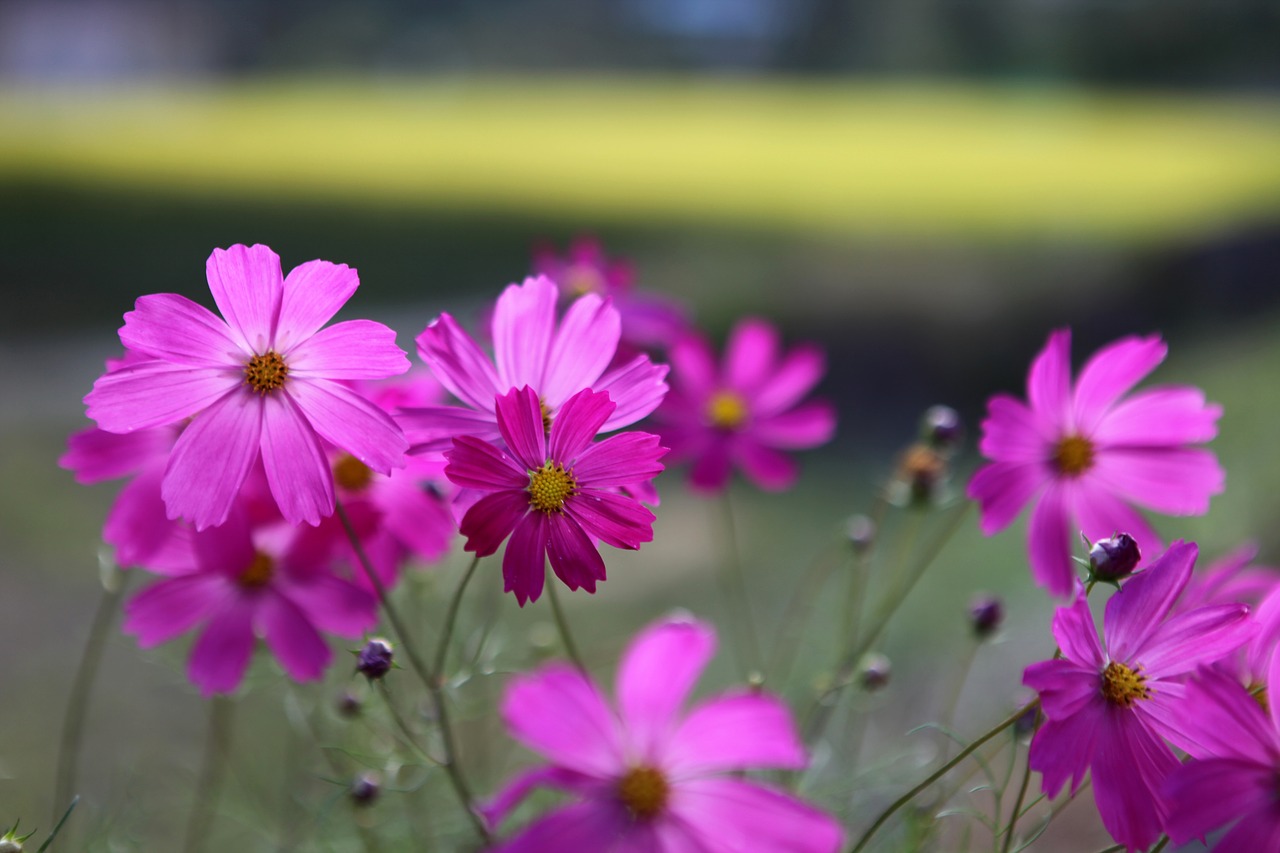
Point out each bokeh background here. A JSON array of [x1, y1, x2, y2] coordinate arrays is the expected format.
[[3, 1, 1280, 850]]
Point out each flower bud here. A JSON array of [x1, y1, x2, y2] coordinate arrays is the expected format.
[[845, 514, 876, 554], [356, 638, 394, 681], [336, 690, 362, 718], [890, 443, 949, 507], [350, 772, 381, 807], [968, 594, 1004, 639], [1088, 533, 1140, 583], [921, 405, 963, 452], [859, 653, 891, 691]]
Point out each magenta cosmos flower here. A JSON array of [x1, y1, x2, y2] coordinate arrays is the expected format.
[[401, 275, 668, 455], [85, 244, 410, 530], [485, 616, 843, 852], [653, 318, 835, 493], [1022, 541, 1253, 851], [1163, 664, 1280, 850], [968, 329, 1224, 598], [122, 505, 378, 696], [444, 386, 665, 606]]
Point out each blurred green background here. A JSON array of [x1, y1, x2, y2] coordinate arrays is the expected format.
[[3, 1, 1280, 850]]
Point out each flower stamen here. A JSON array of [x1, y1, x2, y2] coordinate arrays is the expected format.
[[1053, 434, 1095, 476], [1101, 660, 1151, 707], [618, 766, 669, 820], [706, 390, 748, 430], [528, 461, 576, 513], [245, 351, 289, 394], [239, 552, 275, 589], [334, 454, 374, 492]]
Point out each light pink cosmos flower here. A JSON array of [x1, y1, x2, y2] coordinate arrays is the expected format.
[[968, 329, 1224, 598], [401, 275, 668, 455], [485, 616, 843, 852], [122, 505, 378, 696], [532, 236, 689, 354], [84, 244, 410, 530], [653, 318, 835, 493], [1022, 542, 1253, 852], [444, 386, 665, 606], [1163, 664, 1280, 851]]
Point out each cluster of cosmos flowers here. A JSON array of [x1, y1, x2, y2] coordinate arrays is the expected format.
[[60, 237, 1280, 852]]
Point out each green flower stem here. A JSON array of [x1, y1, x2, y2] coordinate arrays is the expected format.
[[433, 554, 483, 678], [547, 576, 588, 672], [1000, 711, 1039, 853], [182, 696, 235, 853], [334, 500, 492, 845], [849, 698, 1037, 853], [718, 490, 764, 681], [53, 563, 129, 833]]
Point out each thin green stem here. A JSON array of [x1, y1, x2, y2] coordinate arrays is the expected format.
[[375, 681, 442, 767], [849, 699, 1037, 853], [546, 577, 588, 672], [288, 689, 380, 853], [334, 500, 492, 845], [1149, 837, 1170, 853], [766, 540, 845, 681], [53, 564, 129, 833], [718, 490, 763, 680], [182, 696, 235, 853], [1001, 717, 1037, 853], [433, 554, 483, 679]]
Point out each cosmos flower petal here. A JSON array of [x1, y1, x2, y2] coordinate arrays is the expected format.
[[205, 244, 284, 352], [668, 334, 718, 398], [482, 767, 601, 829], [977, 394, 1054, 462], [1090, 713, 1176, 853], [162, 390, 263, 530], [500, 662, 624, 775], [671, 778, 843, 853], [664, 693, 808, 776], [1027, 481, 1077, 598], [259, 591, 332, 683], [1139, 603, 1253, 678], [595, 355, 670, 432], [274, 259, 359, 351], [278, 575, 377, 637], [1072, 334, 1166, 432], [495, 386, 548, 471], [446, 435, 527, 490], [86, 361, 241, 434], [724, 318, 779, 392], [402, 405, 502, 455], [688, 440, 734, 493], [105, 464, 188, 572], [503, 511, 548, 606], [260, 393, 334, 527], [459, 490, 529, 558], [119, 293, 243, 367], [287, 320, 410, 380], [1092, 387, 1221, 446], [967, 461, 1045, 536], [738, 442, 798, 491], [546, 514, 606, 592], [493, 276, 557, 391], [542, 293, 621, 407], [286, 379, 407, 476], [491, 802, 630, 853], [549, 388, 616, 463], [1050, 590, 1106, 669], [1209, 807, 1280, 852], [752, 345, 826, 418], [123, 574, 229, 647], [1026, 328, 1073, 432], [1168, 667, 1280, 762], [1022, 659, 1100, 719], [752, 401, 837, 450], [1029, 703, 1103, 798], [188, 601, 257, 697], [60, 425, 175, 484], [415, 313, 503, 412], [614, 618, 716, 761], [565, 490, 656, 550], [572, 433, 667, 488], [1104, 541, 1196, 663], [1090, 448, 1224, 515]]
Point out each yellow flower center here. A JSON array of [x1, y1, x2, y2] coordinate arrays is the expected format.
[[333, 454, 374, 492], [565, 265, 605, 296], [1053, 434, 1095, 476], [239, 552, 275, 589], [617, 766, 669, 820], [244, 351, 289, 394], [1101, 661, 1151, 707], [706, 390, 749, 430], [528, 461, 577, 513]]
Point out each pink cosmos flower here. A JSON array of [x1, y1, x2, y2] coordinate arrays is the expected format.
[[1163, 664, 1280, 851], [531, 236, 689, 354], [653, 318, 835, 493], [401, 275, 668, 455], [485, 616, 843, 852], [84, 244, 410, 530], [1022, 541, 1253, 851], [444, 386, 665, 606], [122, 504, 378, 696], [968, 329, 1224, 598]]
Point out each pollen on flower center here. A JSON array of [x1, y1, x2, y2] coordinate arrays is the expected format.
[[539, 398, 553, 434], [239, 552, 275, 589], [333, 454, 374, 491], [528, 461, 577, 513], [706, 390, 748, 430], [618, 766, 669, 820], [1101, 660, 1151, 707], [1053, 434, 1095, 476], [245, 351, 289, 394]]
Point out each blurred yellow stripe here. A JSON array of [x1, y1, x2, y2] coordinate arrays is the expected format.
[[3, 77, 1279, 239]]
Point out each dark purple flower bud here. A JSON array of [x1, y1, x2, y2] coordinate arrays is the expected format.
[[859, 653, 891, 691], [349, 772, 381, 806], [1088, 533, 1141, 582], [1013, 702, 1040, 737], [356, 638, 394, 681], [921, 405, 963, 451], [845, 514, 876, 554], [969, 594, 1004, 639], [336, 690, 362, 718]]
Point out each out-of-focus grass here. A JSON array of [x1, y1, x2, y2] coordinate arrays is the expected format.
[[3, 77, 1279, 240]]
